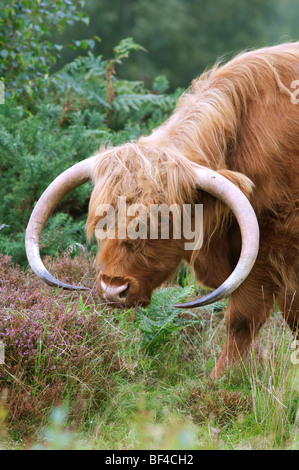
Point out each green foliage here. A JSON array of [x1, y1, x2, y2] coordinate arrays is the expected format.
[[0, 0, 91, 100], [68, 0, 291, 89], [112, 37, 147, 63], [0, 0, 180, 265], [137, 285, 206, 353], [0, 256, 297, 449], [0, 36, 180, 263], [153, 75, 170, 94], [32, 407, 74, 450]]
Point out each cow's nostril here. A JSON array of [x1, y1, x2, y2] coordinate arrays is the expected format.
[[119, 284, 130, 298], [100, 280, 130, 303], [115, 283, 130, 301]]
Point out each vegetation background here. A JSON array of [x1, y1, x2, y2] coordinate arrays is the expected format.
[[0, 0, 298, 450]]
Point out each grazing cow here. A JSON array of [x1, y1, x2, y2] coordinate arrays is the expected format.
[[26, 42, 299, 377]]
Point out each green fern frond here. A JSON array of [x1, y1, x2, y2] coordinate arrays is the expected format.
[[136, 284, 207, 352]]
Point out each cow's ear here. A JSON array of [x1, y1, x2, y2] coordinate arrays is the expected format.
[[217, 169, 254, 199]]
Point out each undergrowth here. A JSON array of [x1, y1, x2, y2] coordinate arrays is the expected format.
[[0, 253, 298, 450], [0, 38, 181, 265]]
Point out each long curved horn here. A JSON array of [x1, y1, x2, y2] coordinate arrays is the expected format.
[[175, 166, 259, 308], [25, 156, 98, 290]]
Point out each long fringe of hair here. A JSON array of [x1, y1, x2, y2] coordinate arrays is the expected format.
[[87, 42, 299, 287]]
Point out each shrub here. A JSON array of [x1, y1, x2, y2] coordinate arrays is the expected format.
[[0, 0, 89, 101], [0, 38, 181, 264], [0, 253, 201, 438]]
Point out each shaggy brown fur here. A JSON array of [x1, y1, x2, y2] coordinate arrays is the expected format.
[[87, 42, 299, 377]]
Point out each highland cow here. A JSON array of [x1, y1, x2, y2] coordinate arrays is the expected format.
[[26, 42, 299, 377]]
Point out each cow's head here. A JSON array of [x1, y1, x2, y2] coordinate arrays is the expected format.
[[25, 143, 259, 309], [94, 237, 185, 307]]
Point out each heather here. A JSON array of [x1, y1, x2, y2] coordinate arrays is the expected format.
[[0, 254, 298, 449], [0, 254, 113, 425]]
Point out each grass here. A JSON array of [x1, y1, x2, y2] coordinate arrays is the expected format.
[[0, 254, 298, 450]]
